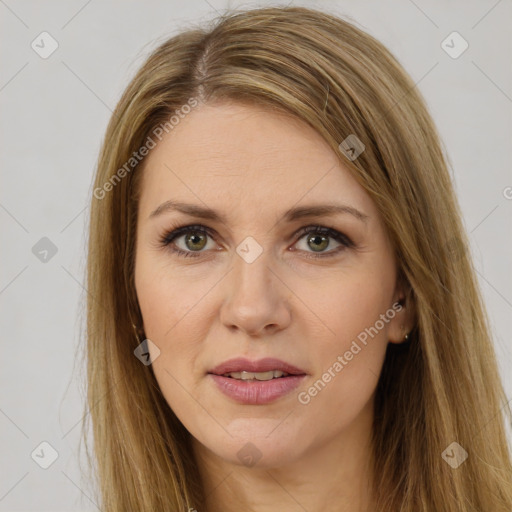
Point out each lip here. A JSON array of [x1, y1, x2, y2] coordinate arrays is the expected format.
[[208, 357, 307, 376], [207, 357, 307, 405], [209, 374, 306, 405]]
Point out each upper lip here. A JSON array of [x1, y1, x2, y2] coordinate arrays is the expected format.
[[208, 357, 307, 376]]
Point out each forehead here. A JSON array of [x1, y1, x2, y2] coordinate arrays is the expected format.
[[137, 102, 375, 220]]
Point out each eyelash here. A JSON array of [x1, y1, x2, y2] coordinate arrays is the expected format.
[[157, 223, 354, 260]]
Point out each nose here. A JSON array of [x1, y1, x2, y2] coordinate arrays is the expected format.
[[219, 246, 292, 337]]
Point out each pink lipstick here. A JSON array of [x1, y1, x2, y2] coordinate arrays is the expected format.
[[208, 357, 307, 405]]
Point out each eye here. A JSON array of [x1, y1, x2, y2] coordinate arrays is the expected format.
[[292, 225, 354, 259], [157, 224, 354, 259], [158, 224, 216, 258]]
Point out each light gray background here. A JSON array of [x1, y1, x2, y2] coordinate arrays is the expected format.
[[1, 0, 511, 510]]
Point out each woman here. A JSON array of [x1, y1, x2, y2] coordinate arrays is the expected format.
[[83, 6, 512, 511]]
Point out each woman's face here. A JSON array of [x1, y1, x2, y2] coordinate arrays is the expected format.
[[134, 101, 410, 469]]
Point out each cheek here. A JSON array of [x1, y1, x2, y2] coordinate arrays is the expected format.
[[134, 255, 214, 399], [292, 270, 392, 411], [136, 284, 207, 369], [297, 266, 394, 352], [135, 249, 211, 341], [135, 268, 210, 432]]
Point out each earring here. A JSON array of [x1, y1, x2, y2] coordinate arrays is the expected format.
[[401, 324, 410, 342]]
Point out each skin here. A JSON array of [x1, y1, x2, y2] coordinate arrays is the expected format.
[[134, 101, 414, 512]]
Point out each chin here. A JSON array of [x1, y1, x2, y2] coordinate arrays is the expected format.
[[220, 439, 302, 470], [194, 418, 307, 469]]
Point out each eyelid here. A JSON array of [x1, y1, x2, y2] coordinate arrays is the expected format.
[[293, 225, 354, 247], [157, 222, 354, 259], [160, 223, 216, 245]]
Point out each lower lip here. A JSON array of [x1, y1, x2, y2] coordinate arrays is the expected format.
[[209, 374, 306, 405]]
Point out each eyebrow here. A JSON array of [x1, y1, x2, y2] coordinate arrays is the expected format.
[[149, 200, 369, 224]]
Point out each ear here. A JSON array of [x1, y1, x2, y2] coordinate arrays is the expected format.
[[387, 275, 416, 345]]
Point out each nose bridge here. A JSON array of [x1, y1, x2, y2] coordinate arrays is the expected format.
[[231, 239, 275, 304], [220, 238, 290, 334], [238, 241, 272, 289]]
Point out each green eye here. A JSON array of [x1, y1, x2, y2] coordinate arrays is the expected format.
[[160, 224, 354, 259]]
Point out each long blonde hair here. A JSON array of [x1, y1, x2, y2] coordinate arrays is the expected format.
[[81, 6, 512, 510]]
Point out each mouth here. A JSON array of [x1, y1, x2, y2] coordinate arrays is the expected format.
[[207, 357, 307, 405], [208, 356, 307, 377], [220, 370, 292, 381]]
